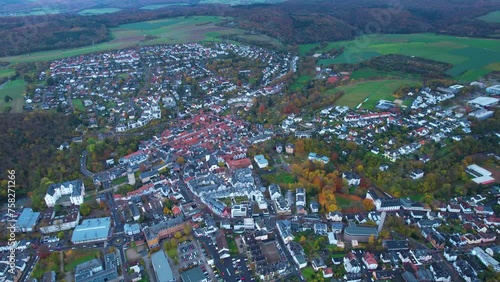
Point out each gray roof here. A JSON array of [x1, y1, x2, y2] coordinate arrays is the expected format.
[[344, 223, 378, 237], [180, 266, 206, 282], [71, 217, 111, 243], [16, 208, 40, 230], [47, 180, 83, 197], [151, 251, 175, 282]]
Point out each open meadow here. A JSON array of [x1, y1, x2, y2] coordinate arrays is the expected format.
[[0, 16, 282, 64], [330, 79, 422, 109], [300, 33, 500, 81], [0, 79, 26, 113], [477, 10, 500, 23]]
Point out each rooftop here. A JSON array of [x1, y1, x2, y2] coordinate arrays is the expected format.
[[151, 251, 175, 282], [16, 208, 40, 230], [71, 217, 111, 243], [180, 266, 206, 282]]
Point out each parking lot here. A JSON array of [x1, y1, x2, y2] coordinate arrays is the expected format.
[[177, 240, 214, 281]]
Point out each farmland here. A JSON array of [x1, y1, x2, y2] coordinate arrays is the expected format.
[[140, 3, 190, 10], [330, 79, 422, 109], [1, 16, 282, 64], [78, 8, 123, 15], [300, 33, 500, 81], [477, 10, 500, 23], [0, 79, 27, 113]]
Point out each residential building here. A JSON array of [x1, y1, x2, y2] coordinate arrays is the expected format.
[[39, 205, 80, 234], [74, 253, 118, 282], [143, 217, 186, 247], [44, 180, 85, 207], [362, 252, 378, 270], [254, 154, 269, 169], [343, 172, 361, 186]]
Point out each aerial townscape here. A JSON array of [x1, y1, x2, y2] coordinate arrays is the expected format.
[[0, 1, 500, 282]]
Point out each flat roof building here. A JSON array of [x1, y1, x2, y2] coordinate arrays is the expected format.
[[180, 267, 207, 282], [486, 84, 500, 95], [344, 222, 378, 242], [254, 154, 269, 169], [468, 96, 499, 107], [16, 208, 40, 232], [71, 217, 111, 244], [151, 251, 175, 282]]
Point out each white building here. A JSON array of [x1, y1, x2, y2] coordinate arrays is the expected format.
[[254, 154, 268, 169], [44, 180, 85, 207]]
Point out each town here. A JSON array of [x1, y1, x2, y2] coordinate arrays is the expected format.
[[1, 40, 499, 282]]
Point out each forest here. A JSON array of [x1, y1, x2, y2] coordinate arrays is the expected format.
[[0, 113, 82, 200], [0, 0, 499, 57]]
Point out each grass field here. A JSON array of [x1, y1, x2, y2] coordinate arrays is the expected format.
[[72, 99, 85, 112], [31, 252, 60, 279], [1, 16, 281, 64], [64, 249, 100, 272], [290, 75, 312, 92], [263, 171, 296, 185], [330, 79, 421, 109], [0, 79, 26, 113], [302, 266, 316, 280], [300, 33, 500, 81], [78, 8, 122, 15], [226, 236, 239, 255], [0, 68, 15, 78], [140, 3, 190, 10], [335, 193, 364, 211], [477, 10, 500, 23]]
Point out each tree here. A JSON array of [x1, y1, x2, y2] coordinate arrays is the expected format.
[[163, 207, 172, 215], [362, 199, 375, 211], [176, 157, 185, 164], [4, 95, 12, 103], [80, 203, 92, 216], [183, 225, 192, 236], [57, 231, 65, 240], [174, 231, 182, 239], [367, 234, 376, 251]]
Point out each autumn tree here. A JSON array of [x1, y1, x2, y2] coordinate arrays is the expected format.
[[362, 199, 375, 211], [80, 203, 92, 216]]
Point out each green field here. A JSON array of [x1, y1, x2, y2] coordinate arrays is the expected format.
[[477, 10, 500, 23], [300, 33, 500, 81], [78, 8, 122, 15], [0, 68, 15, 78], [64, 249, 100, 272], [1, 16, 281, 64], [72, 99, 85, 112], [140, 3, 190, 10], [301, 266, 316, 280], [0, 79, 26, 113], [290, 75, 312, 92], [330, 79, 421, 109]]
